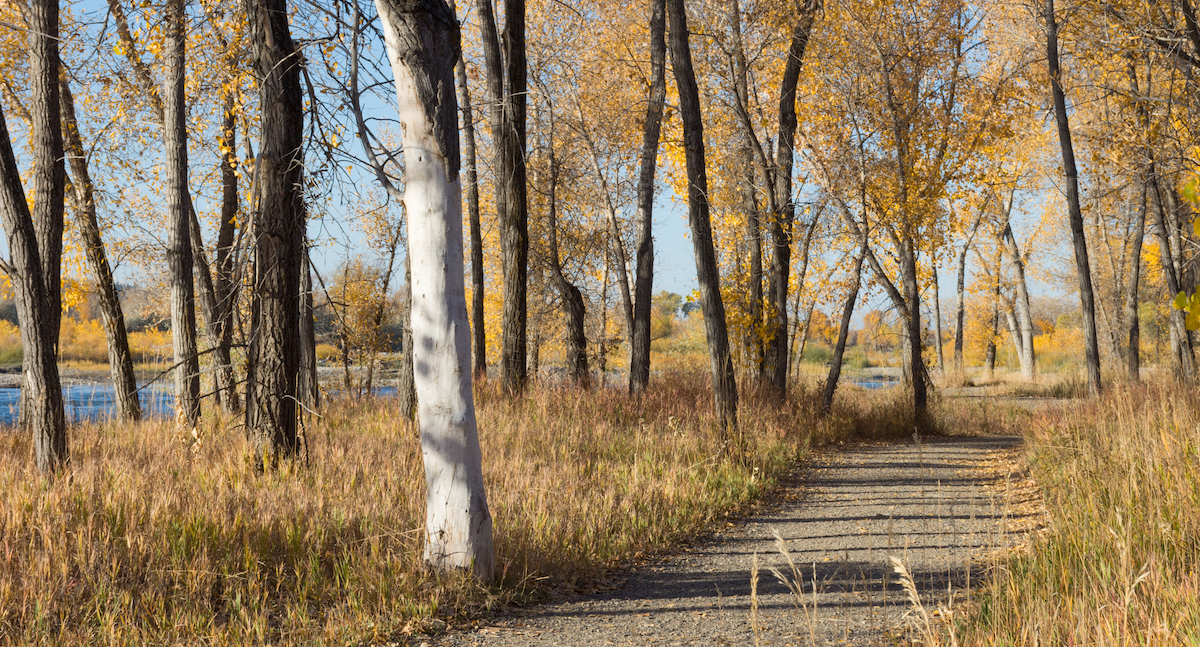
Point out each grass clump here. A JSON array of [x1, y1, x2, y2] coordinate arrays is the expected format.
[[0, 371, 910, 645], [953, 380, 1200, 644]]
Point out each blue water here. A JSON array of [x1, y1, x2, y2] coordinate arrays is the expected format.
[[0, 385, 176, 426], [850, 380, 897, 390]]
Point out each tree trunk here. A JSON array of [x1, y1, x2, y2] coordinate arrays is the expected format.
[[398, 257, 417, 420], [580, 129, 635, 346], [546, 143, 589, 387], [900, 242, 927, 412], [455, 55, 487, 379], [0, 0, 66, 472], [728, 0, 763, 379], [1000, 221, 1036, 378], [60, 76, 141, 422], [932, 266, 945, 373], [1149, 174, 1197, 378], [823, 224, 867, 414], [763, 4, 818, 397], [1125, 185, 1146, 382], [165, 0, 201, 429], [628, 0, 667, 394], [248, 0, 305, 465], [298, 246, 319, 409], [1046, 0, 1102, 396], [952, 209, 984, 379], [212, 86, 241, 412], [477, 0, 528, 392], [667, 0, 738, 434], [376, 0, 494, 579], [985, 253, 1000, 382]]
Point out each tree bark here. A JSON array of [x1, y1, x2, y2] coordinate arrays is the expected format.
[[477, 0, 529, 392], [165, 0, 201, 429], [298, 246, 319, 409], [0, 0, 66, 472], [932, 265, 945, 373], [455, 56, 487, 379], [952, 207, 984, 378], [398, 256, 417, 420], [376, 0, 494, 579], [212, 84, 242, 413], [1125, 185, 1146, 382], [1000, 220, 1036, 378], [823, 222, 867, 414], [60, 77, 141, 422], [667, 0, 738, 434], [545, 137, 589, 386], [1046, 0, 1102, 395], [248, 0, 306, 465], [628, 0, 667, 394]]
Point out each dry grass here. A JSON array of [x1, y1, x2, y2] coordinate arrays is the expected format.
[[0, 371, 915, 645], [948, 379, 1200, 645]]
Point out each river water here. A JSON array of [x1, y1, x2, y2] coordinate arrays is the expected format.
[[0, 385, 176, 426]]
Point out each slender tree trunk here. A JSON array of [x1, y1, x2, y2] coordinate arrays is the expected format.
[[628, 0, 667, 394], [985, 252, 1000, 382], [376, 0, 493, 579], [952, 210, 984, 379], [1000, 222, 1036, 378], [498, 0, 529, 391], [932, 266, 945, 373], [298, 245, 319, 409], [765, 5, 818, 395], [398, 256, 416, 420], [60, 77, 141, 422], [546, 145, 589, 387], [581, 133, 635, 344], [668, 0, 738, 434], [1046, 0, 1102, 395], [1125, 186, 1146, 382], [455, 56, 487, 379], [0, 0, 66, 472], [165, 0, 201, 429], [787, 213, 819, 378], [823, 224, 867, 414], [901, 243, 927, 411], [248, 0, 305, 465], [1149, 174, 1197, 378], [212, 87, 241, 412]]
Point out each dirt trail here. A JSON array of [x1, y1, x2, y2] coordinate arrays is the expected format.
[[430, 435, 1034, 646]]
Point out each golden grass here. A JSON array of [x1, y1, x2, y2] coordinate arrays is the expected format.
[[0, 372, 917, 645], [948, 380, 1200, 645]]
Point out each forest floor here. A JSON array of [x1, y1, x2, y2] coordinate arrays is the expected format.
[[423, 432, 1042, 647]]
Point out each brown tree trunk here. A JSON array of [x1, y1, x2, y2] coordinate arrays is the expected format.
[[823, 223, 867, 414], [60, 77, 141, 422], [477, 0, 529, 392], [984, 246, 1001, 382], [298, 246, 319, 409], [1000, 221, 1036, 378], [248, 0, 305, 466], [932, 266, 945, 373], [1125, 186, 1146, 382], [628, 0, 667, 394], [0, 0, 66, 472], [545, 143, 589, 387], [668, 0, 738, 434], [1046, 0, 1102, 396], [762, 6, 817, 397], [211, 87, 241, 412], [455, 56, 487, 379], [901, 243, 927, 412], [165, 0, 201, 429], [398, 257, 417, 420]]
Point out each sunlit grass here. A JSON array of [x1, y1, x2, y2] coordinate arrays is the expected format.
[[0, 371, 919, 645]]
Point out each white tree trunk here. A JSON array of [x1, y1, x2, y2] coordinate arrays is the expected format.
[[376, 0, 494, 580]]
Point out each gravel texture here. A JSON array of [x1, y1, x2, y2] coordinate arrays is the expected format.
[[427, 434, 1032, 646]]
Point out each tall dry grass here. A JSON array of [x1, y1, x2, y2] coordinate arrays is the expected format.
[[0, 372, 915, 645], [950, 380, 1200, 645]]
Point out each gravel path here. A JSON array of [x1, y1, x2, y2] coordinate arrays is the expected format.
[[428, 435, 1034, 646]]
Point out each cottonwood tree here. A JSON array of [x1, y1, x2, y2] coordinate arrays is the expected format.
[[0, 0, 67, 472], [667, 0, 739, 434], [1045, 0, 1102, 395], [247, 0, 306, 465], [165, 0, 202, 428], [476, 0, 530, 391], [374, 0, 494, 579]]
